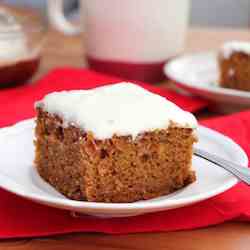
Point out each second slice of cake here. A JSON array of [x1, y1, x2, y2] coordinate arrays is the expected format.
[[219, 41, 250, 91], [34, 83, 198, 203]]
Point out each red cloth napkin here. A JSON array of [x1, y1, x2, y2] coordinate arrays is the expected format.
[[1, 68, 250, 239]]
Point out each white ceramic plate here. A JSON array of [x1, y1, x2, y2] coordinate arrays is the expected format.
[[0, 119, 248, 218], [164, 52, 250, 113]]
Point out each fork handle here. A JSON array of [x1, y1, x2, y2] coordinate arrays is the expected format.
[[194, 148, 250, 185]]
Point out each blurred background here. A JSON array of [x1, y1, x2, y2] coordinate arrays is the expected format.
[[3, 0, 250, 28], [1, 0, 249, 85]]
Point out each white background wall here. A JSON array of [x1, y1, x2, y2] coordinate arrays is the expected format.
[[190, 0, 250, 27]]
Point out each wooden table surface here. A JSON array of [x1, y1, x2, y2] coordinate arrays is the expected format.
[[2, 27, 250, 250]]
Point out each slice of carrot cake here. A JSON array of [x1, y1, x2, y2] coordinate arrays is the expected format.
[[34, 83, 198, 203], [219, 41, 250, 91]]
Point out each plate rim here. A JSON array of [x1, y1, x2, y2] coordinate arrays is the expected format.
[[164, 51, 250, 99], [0, 119, 248, 213]]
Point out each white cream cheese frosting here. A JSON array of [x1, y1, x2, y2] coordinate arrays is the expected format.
[[36, 83, 198, 140], [221, 41, 250, 59], [0, 8, 29, 64]]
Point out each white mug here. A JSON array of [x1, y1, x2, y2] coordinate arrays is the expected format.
[[48, 0, 190, 82]]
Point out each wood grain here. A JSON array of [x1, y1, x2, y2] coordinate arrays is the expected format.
[[1, 223, 250, 250]]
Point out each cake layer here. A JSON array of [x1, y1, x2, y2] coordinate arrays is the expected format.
[[35, 109, 196, 203], [36, 83, 197, 140], [219, 50, 250, 91]]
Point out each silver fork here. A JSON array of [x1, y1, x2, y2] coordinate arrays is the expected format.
[[194, 148, 250, 185]]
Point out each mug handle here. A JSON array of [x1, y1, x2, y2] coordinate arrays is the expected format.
[[47, 0, 81, 35]]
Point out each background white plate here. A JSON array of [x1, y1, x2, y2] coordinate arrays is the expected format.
[[164, 52, 250, 113], [0, 119, 248, 218]]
